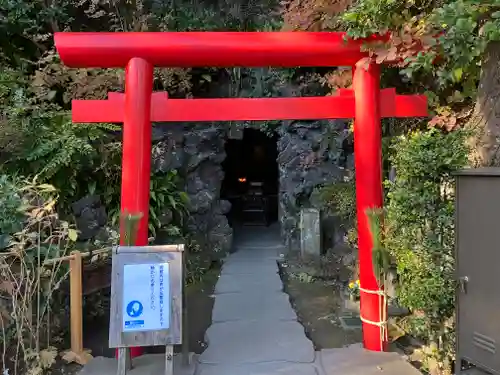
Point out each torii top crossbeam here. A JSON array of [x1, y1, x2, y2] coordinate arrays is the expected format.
[[54, 32, 383, 68], [54, 31, 427, 359]]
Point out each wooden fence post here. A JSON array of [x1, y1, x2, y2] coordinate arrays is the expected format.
[[62, 251, 92, 365]]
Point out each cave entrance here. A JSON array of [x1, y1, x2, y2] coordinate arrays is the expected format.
[[221, 128, 279, 226]]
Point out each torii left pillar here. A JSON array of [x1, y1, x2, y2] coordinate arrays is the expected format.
[[120, 57, 153, 358]]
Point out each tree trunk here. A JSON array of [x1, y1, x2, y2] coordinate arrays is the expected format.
[[467, 42, 500, 167]]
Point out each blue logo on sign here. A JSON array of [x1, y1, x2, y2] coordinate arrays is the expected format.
[[126, 301, 143, 318]]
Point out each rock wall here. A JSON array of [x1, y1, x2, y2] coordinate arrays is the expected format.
[[74, 118, 351, 256], [72, 195, 107, 241], [72, 72, 354, 257], [183, 124, 233, 259], [277, 119, 348, 249], [152, 123, 233, 261]]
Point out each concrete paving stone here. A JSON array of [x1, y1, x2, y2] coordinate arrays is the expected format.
[[226, 249, 277, 258], [233, 240, 281, 248], [319, 347, 422, 375], [78, 357, 116, 375], [212, 291, 296, 322], [233, 228, 281, 247], [199, 320, 315, 365], [236, 243, 283, 251], [227, 249, 281, 262], [221, 259, 279, 275], [234, 238, 282, 249], [78, 353, 197, 375], [196, 362, 319, 375], [215, 271, 283, 294], [460, 369, 490, 375], [218, 265, 280, 279]]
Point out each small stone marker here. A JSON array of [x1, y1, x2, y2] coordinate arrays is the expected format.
[[228, 123, 243, 139], [300, 208, 321, 257], [109, 245, 184, 375]]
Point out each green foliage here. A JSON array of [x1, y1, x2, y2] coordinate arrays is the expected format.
[[342, 0, 406, 37], [169, 0, 280, 31], [0, 0, 73, 65], [397, 1, 500, 101], [427, 1, 500, 92], [313, 175, 359, 248], [0, 0, 280, 236], [0, 176, 78, 375], [342, 0, 500, 100], [148, 170, 189, 238], [0, 63, 186, 241], [0, 174, 24, 249], [313, 177, 359, 249], [384, 128, 469, 369], [0, 64, 123, 214], [183, 238, 213, 284], [314, 179, 356, 223]]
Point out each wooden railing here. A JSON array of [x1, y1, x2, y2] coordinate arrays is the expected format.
[[5, 243, 191, 367], [44, 247, 112, 365]]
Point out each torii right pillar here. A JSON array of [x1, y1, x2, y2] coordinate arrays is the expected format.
[[353, 62, 387, 351]]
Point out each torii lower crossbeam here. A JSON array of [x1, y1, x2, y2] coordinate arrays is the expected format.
[[72, 89, 426, 123]]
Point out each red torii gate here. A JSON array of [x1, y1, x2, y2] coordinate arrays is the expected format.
[[54, 32, 428, 357]]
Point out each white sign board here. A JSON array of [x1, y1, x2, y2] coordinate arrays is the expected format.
[[122, 263, 170, 332]]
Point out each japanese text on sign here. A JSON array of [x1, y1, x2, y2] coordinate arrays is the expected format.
[[122, 263, 170, 332]]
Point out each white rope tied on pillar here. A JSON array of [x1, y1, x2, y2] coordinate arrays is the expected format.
[[359, 286, 388, 352]]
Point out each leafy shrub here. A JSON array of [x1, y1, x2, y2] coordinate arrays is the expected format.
[[0, 175, 24, 250], [315, 179, 356, 222], [149, 170, 189, 239], [106, 169, 189, 240], [384, 128, 469, 372], [313, 177, 358, 248], [0, 64, 122, 213]]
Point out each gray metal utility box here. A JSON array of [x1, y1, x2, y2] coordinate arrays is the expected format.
[[456, 168, 500, 375]]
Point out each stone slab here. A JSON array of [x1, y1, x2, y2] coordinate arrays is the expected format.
[[200, 320, 315, 365], [212, 291, 296, 322], [78, 353, 197, 375], [462, 368, 491, 375], [233, 226, 281, 247], [226, 247, 282, 262], [236, 242, 283, 249], [215, 271, 283, 294], [221, 259, 279, 275], [300, 208, 321, 257], [197, 362, 319, 375], [319, 347, 422, 375], [234, 240, 282, 249]]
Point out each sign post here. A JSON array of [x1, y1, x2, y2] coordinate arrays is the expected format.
[[109, 244, 184, 375]]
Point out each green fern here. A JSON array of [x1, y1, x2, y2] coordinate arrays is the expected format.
[[0, 64, 123, 212]]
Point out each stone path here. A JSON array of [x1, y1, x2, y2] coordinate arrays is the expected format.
[[195, 225, 422, 375], [196, 225, 317, 375], [78, 225, 423, 375]]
